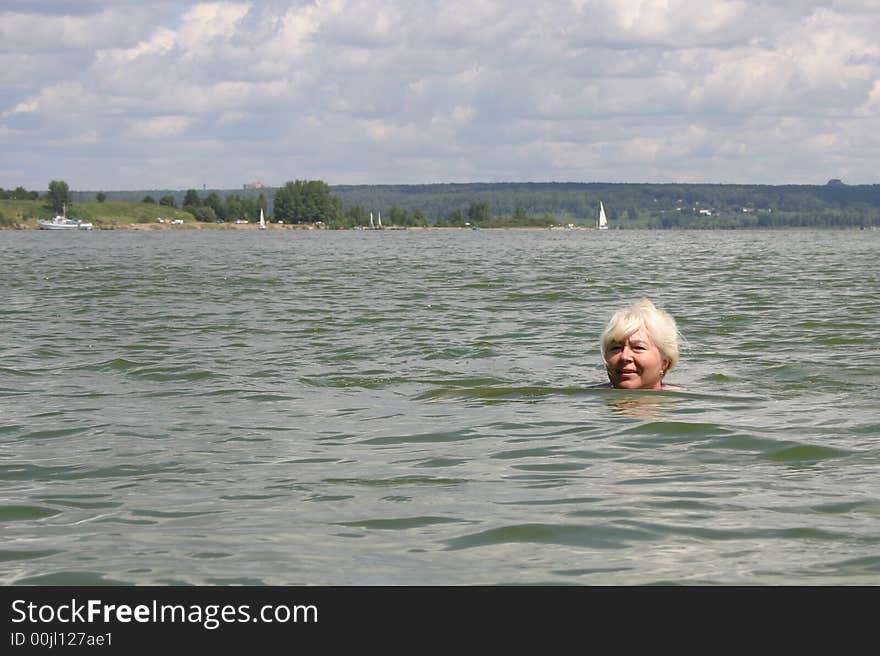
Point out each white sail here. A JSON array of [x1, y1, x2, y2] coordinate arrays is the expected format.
[[598, 201, 608, 229], [259, 207, 266, 229], [377, 210, 382, 228]]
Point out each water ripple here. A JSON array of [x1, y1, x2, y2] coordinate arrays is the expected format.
[[2, 229, 879, 584]]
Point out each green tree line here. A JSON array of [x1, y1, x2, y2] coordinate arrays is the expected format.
[[0, 186, 40, 201], [173, 188, 268, 223], [330, 181, 880, 228], [7, 179, 880, 229]]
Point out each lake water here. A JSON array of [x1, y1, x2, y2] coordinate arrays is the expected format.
[[1, 228, 878, 585]]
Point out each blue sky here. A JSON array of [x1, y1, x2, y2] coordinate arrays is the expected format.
[[1, 1, 878, 191]]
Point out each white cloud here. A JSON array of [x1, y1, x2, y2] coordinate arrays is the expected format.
[[860, 80, 880, 114], [178, 2, 252, 58], [0, 6, 149, 52], [265, 1, 336, 62], [126, 115, 193, 139], [5, 82, 96, 118], [96, 28, 177, 64], [2, 0, 879, 189], [2, 100, 39, 118]]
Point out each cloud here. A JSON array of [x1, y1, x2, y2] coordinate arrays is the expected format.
[[1, 0, 878, 189], [178, 2, 252, 58], [96, 28, 177, 64], [2, 100, 39, 118], [126, 115, 193, 139], [0, 5, 149, 52]]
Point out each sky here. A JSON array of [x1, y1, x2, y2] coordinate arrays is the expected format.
[[1, 0, 879, 191]]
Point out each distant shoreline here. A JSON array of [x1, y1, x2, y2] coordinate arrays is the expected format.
[[6, 224, 875, 232], [5, 180, 878, 229], [3, 222, 591, 232]]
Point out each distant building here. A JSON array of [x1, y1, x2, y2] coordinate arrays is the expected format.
[[244, 181, 271, 189]]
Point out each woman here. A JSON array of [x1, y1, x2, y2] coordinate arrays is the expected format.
[[599, 298, 682, 390]]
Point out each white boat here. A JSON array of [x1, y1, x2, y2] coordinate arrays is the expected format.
[[377, 210, 382, 229], [597, 201, 608, 230], [38, 204, 93, 230], [259, 208, 266, 230]]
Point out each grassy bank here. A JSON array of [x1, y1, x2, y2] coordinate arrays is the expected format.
[[0, 199, 409, 230], [0, 199, 193, 229], [0, 199, 521, 230]]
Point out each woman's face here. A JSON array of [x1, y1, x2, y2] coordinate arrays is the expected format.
[[605, 327, 670, 390]]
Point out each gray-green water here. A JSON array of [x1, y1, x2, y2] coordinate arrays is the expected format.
[[2, 228, 878, 585]]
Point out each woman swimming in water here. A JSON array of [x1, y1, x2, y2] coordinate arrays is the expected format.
[[599, 299, 682, 390]]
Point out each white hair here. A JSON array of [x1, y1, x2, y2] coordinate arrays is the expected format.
[[600, 298, 680, 371]]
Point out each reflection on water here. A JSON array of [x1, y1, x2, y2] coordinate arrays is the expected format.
[[602, 391, 681, 419], [422, 385, 689, 420]]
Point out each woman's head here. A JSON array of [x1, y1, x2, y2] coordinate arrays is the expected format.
[[600, 299, 680, 389]]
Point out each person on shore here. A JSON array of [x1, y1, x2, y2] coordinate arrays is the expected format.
[[599, 298, 682, 390]]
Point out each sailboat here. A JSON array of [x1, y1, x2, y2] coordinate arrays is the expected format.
[[597, 201, 608, 230], [259, 208, 266, 230], [365, 210, 384, 230]]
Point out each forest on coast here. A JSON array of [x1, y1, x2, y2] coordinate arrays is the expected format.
[[2, 179, 879, 229]]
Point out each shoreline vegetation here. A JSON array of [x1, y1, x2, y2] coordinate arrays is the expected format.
[[2, 178, 879, 230]]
